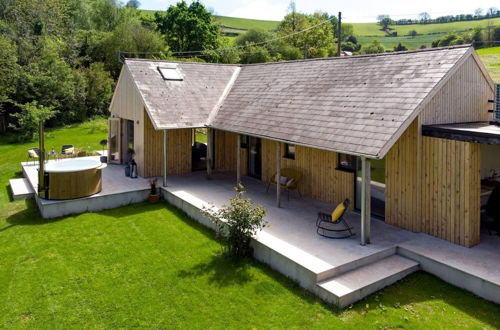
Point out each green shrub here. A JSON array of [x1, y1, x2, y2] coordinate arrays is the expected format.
[[204, 185, 267, 257]]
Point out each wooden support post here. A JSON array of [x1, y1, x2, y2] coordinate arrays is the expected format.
[[236, 134, 241, 185], [337, 12, 342, 57], [163, 130, 168, 187], [276, 142, 281, 208], [38, 121, 46, 198], [361, 156, 371, 245], [206, 128, 213, 179]]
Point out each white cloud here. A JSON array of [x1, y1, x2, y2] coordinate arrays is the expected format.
[[228, 0, 288, 21]]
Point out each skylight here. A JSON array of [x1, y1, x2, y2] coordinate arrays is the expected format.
[[157, 64, 183, 81]]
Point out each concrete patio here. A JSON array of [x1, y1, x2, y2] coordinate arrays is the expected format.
[[161, 171, 500, 307]]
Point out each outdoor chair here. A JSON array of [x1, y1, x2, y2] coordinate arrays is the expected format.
[[61, 144, 75, 157], [482, 186, 500, 235], [27, 148, 40, 165], [266, 168, 302, 200], [316, 199, 354, 239]]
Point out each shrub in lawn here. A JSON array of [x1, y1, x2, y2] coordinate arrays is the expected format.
[[204, 184, 267, 257]]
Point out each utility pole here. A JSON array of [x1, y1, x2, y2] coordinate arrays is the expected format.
[[337, 11, 342, 57]]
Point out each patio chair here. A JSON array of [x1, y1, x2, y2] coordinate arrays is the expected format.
[[61, 145, 75, 157], [316, 199, 354, 239], [482, 186, 500, 235], [27, 148, 40, 165], [266, 168, 302, 200]]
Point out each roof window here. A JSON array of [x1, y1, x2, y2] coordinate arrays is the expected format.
[[157, 64, 183, 81]]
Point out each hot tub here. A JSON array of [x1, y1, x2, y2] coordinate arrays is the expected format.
[[44, 158, 105, 200]]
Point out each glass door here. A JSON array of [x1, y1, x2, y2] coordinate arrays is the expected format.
[[248, 137, 262, 179], [108, 118, 121, 164], [355, 158, 386, 219]]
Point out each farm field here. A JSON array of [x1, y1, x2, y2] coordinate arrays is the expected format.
[[358, 34, 445, 50], [477, 47, 500, 82]]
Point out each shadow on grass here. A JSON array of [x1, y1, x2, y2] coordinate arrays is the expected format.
[[2, 199, 65, 232], [178, 253, 255, 287]]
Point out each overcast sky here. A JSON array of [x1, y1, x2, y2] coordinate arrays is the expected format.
[[139, 0, 499, 22]]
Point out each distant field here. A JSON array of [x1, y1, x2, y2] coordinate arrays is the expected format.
[[353, 18, 500, 36], [215, 16, 279, 31], [358, 33, 445, 50], [477, 47, 500, 82]]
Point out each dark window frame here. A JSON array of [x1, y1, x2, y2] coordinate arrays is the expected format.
[[336, 153, 357, 172], [283, 143, 296, 160], [240, 135, 249, 148]]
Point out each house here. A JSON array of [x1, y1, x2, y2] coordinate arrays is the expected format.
[[109, 45, 497, 248]]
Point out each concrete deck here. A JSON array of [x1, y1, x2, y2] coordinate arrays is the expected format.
[[22, 157, 153, 218], [161, 171, 500, 307]]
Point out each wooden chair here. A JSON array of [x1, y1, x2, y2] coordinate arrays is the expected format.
[[27, 148, 40, 165], [61, 145, 75, 157], [316, 199, 354, 239], [266, 168, 302, 200]]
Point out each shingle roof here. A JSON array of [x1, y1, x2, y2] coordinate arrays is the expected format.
[[211, 46, 471, 158], [125, 60, 239, 129], [124, 46, 473, 158]]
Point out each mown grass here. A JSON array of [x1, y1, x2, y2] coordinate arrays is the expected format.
[[1, 117, 499, 328], [477, 46, 500, 82]]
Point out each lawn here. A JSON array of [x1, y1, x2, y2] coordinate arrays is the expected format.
[[1, 122, 499, 328], [477, 47, 500, 82]]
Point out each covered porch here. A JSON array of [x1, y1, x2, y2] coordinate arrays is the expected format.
[[161, 170, 500, 306]]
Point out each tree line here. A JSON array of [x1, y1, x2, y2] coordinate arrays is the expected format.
[[383, 8, 500, 26]]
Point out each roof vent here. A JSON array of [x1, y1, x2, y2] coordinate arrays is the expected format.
[[157, 64, 183, 81]]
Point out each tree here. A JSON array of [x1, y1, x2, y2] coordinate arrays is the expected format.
[[487, 7, 498, 17], [363, 40, 385, 54], [474, 8, 483, 17], [235, 29, 272, 47], [378, 16, 392, 31], [84, 62, 114, 118], [10, 101, 57, 141], [154, 1, 220, 53], [393, 43, 408, 52], [408, 30, 418, 38], [126, 0, 140, 9], [419, 12, 431, 23]]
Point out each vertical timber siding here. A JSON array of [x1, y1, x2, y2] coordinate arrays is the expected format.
[[421, 137, 480, 247], [420, 55, 493, 125], [142, 111, 192, 177], [214, 130, 248, 175], [385, 120, 421, 232], [109, 67, 143, 121], [261, 140, 354, 207]]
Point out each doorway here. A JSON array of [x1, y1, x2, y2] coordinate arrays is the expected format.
[[248, 137, 262, 179], [355, 158, 386, 219], [108, 118, 121, 164], [192, 128, 208, 171]]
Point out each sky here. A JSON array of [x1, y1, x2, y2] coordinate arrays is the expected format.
[[139, 0, 499, 22]]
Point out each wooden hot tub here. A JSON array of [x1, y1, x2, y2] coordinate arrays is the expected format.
[[44, 158, 105, 200]]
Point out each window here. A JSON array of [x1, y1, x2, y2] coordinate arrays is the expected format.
[[284, 143, 296, 160], [240, 135, 249, 148], [337, 153, 356, 172], [157, 64, 183, 81]]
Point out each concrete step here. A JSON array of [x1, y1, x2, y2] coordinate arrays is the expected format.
[[317, 255, 419, 308], [316, 247, 397, 282], [9, 178, 35, 200]]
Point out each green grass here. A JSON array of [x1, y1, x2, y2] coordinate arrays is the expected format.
[[1, 121, 499, 328], [358, 34, 444, 50], [215, 15, 280, 31], [477, 47, 500, 82], [353, 18, 500, 37]]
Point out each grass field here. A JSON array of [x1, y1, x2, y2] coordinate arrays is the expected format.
[[1, 120, 500, 328], [358, 34, 445, 50], [477, 47, 500, 82]]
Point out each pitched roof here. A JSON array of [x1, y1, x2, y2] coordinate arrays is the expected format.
[[125, 60, 239, 129], [122, 46, 475, 158], [211, 46, 471, 158]]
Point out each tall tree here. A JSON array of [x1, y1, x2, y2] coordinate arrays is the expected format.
[[154, 1, 220, 53]]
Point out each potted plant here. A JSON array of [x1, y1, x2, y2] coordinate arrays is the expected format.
[[148, 178, 160, 203], [99, 139, 108, 163]]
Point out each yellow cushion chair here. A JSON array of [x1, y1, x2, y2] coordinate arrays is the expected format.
[[266, 168, 302, 200], [316, 199, 354, 239]]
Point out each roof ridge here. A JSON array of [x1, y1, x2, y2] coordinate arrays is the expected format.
[[125, 44, 472, 68]]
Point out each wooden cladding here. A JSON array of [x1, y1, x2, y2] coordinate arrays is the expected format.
[[142, 111, 192, 177], [385, 120, 421, 232], [262, 139, 354, 208], [386, 119, 481, 247], [214, 130, 248, 175], [421, 137, 480, 247], [420, 55, 493, 125], [48, 169, 102, 200], [109, 67, 143, 121]]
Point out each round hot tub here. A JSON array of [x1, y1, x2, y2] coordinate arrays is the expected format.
[[44, 158, 104, 200]]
